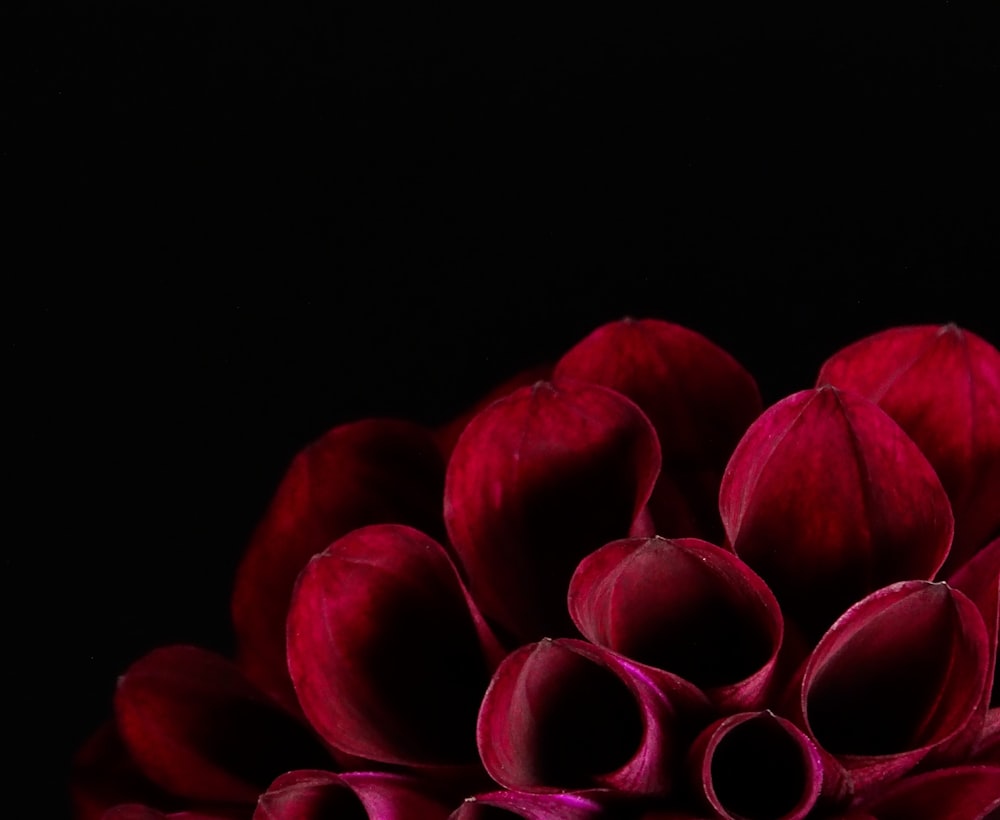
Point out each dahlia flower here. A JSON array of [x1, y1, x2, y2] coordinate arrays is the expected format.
[[72, 319, 1000, 820]]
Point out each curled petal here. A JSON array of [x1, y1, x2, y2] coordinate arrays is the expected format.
[[556, 318, 762, 541], [286, 524, 504, 766], [720, 386, 953, 637], [477, 637, 710, 796], [253, 769, 452, 819], [114, 646, 330, 805], [445, 380, 661, 643], [568, 536, 783, 710], [687, 711, 823, 820], [232, 419, 445, 709], [449, 789, 617, 820], [973, 708, 1000, 763], [858, 764, 1000, 820], [818, 324, 1000, 569], [799, 581, 990, 793], [950, 537, 1000, 710]]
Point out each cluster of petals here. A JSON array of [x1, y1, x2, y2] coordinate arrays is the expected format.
[[72, 319, 1000, 820]]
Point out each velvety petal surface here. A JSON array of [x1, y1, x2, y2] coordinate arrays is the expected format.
[[445, 380, 661, 642], [858, 764, 1000, 820], [286, 524, 504, 766], [687, 711, 823, 820], [555, 318, 762, 541], [253, 770, 452, 819], [799, 581, 990, 793], [950, 537, 1000, 710], [477, 637, 709, 796], [568, 536, 782, 709], [818, 324, 1000, 570], [231, 419, 445, 708], [719, 386, 953, 637], [114, 645, 331, 805], [449, 790, 616, 820]]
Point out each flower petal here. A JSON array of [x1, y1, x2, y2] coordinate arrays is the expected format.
[[253, 770, 452, 819], [799, 581, 990, 793], [114, 645, 331, 804], [448, 790, 615, 820], [687, 711, 824, 820], [719, 386, 954, 637], [102, 807, 242, 820], [232, 419, 445, 709], [477, 637, 709, 796], [445, 380, 661, 642], [555, 318, 762, 541], [568, 536, 782, 710], [286, 524, 504, 766], [949, 537, 1000, 710], [818, 324, 1000, 570], [858, 764, 1000, 820]]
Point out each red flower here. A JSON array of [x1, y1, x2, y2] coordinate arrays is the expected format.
[[73, 319, 1000, 820]]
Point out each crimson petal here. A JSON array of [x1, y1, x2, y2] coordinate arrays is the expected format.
[[445, 380, 661, 642], [286, 523, 504, 766], [950, 537, 1000, 710], [568, 536, 782, 710], [114, 645, 331, 805], [719, 386, 953, 637], [449, 790, 616, 820], [798, 581, 990, 793], [253, 770, 452, 819], [232, 419, 445, 709], [818, 324, 1000, 570], [477, 637, 709, 796], [555, 318, 762, 541], [687, 711, 823, 820], [858, 764, 1000, 820]]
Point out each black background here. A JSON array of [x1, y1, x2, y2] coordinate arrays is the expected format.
[[6, 5, 999, 816]]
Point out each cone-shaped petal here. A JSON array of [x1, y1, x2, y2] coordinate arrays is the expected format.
[[568, 537, 782, 710], [556, 318, 762, 541], [477, 637, 709, 796], [818, 324, 1000, 570], [687, 711, 823, 820], [449, 790, 616, 820], [232, 419, 445, 708], [858, 764, 1000, 820], [799, 581, 990, 793], [445, 380, 661, 642], [113, 646, 331, 805], [253, 769, 453, 819], [286, 524, 504, 766], [720, 386, 953, 637]]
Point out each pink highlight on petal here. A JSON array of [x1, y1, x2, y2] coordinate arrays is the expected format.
[[687, 711, 824, 820], [819, 324, 1000, 570], [445, 380, 661, 643], [448, 789, 615, 820], [568, 536, 783, 710], [556, 318, 762, 542], [720, 386, 954, 637], [477, 637, 709, 797], [858, 764, 1000, 820], [286, 524, 504, 767]]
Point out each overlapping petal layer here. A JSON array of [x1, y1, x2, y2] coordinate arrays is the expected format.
[[857, 764, 1000, 820], [113, 646, 330, 805], [798, 581, 990, 793], [555, 318, 762, 541], [231, 419, 446, 708], [568, 536, 782, 710], [687, 711, 823, 820], [719, 386, 953, 636], [445, 380, 661, 643], [286, 523, 504, 766], [253, 769, 453, 819], [449, 789, 616, 820], [818, 324, 1000, 570], [477, 638, 709, 796]]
